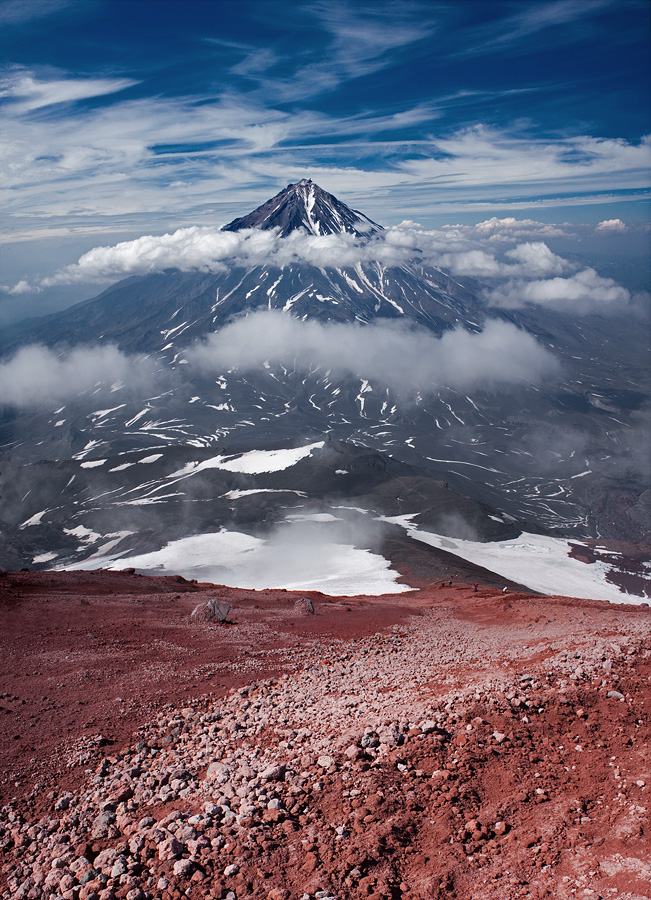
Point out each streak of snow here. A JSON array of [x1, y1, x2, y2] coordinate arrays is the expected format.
[[222, 488, 307, 499], [64, 525, 102, 543], [21, 510, 48, 527], [125, 408, 148, 427], [33, 552, 58, 563]]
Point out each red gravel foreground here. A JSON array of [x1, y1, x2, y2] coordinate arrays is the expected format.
[[1, 568, 650, 900]]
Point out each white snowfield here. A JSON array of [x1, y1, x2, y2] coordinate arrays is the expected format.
[[170, 441, 325, 478], [57, 512, 645, 602], [403, 526, 644, 605], [98, 529, 410, 597]]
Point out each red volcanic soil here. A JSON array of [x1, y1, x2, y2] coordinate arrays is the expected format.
[[1, 569, 650, 900]]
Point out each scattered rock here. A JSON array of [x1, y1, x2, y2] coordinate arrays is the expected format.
[[191, 598, 231, 623], [293, 597, 315, 615]]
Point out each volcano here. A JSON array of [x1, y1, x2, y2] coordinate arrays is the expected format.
[[223, 178, 382, 237], [0, 181, 648, 601]]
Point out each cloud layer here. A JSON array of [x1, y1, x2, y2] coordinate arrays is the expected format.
[[0, 310, 560, 409], [40, 227, 408, 285], [188, 309, 560, 393], [19, 218, 640, 317], [485, 267, 633, 314], [0, 344, 158, 407]]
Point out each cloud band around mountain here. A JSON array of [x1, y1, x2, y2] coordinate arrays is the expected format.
[[188, 310, 561, 394], [0, 312, 560, 408], [16, 220, 638, 317]]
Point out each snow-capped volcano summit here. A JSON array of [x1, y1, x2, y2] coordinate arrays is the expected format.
[[223, 178, 382, 237]]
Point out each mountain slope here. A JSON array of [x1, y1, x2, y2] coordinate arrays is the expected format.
[[0, 181, 649, 596], [223, 178, 381, 236]]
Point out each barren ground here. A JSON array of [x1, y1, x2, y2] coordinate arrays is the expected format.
[[1, 568, 650, 900]]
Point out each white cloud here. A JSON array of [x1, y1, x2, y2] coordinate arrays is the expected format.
[[453, 216, 569, 241], [1, 56, 649, 247], [596, 218, 627, 232], [30, 222, 579, 289], [0, 279, 37, 295], [0, 71, 137, 111], [503, 242, 571, 277], [40, 226, 409, 286], [0, 0, 73, 26], [246, 1, 436, 103], [188, 309, 560, 393], [15, 221, 628, 323], [436, 248, 504, 278], [0, 344, 158, 407], [456, 0, 615, 58], [399, 127, 651, 195], [486, 267, 632, 314]]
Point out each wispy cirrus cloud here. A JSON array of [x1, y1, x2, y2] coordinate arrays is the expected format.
[[2, 76, 648, 241], [0, 69, 137, 111], [235, 0, 437, 103], [0, 0, 75, 26], [451, 0, 618, 58], [0, 0, 648, 273], [399, 126, 651, 195]]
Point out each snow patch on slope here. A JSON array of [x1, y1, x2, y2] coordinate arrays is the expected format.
[[172, 441, 325, 477], [84, 529, 410, 596], [403, 527, 644, 605]]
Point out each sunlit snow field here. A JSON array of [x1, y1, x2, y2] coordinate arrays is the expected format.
[[399, 524, 642, 605], [82, 529, 412, 597], [56, 445, 646, 603], [62, 520, 646, 603]]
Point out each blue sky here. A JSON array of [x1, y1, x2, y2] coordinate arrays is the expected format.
[[0, 0, 650, 316]]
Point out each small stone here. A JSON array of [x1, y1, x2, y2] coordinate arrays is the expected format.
[[206, 761, 228, 780], [173, 858, 194, 877], [607, 690, 624, 700], [110, 856, 128, 878], [224, 864, 240, 877], [493, 731, 507, 743], [158, 837, 184, 861], [91, 811, 114, 839], [317, 755, 335, 769], [267, 889, 290, 900]]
